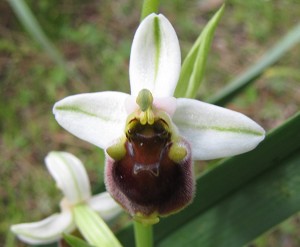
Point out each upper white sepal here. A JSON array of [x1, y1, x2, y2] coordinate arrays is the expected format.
[[129, 14, 181, 97]]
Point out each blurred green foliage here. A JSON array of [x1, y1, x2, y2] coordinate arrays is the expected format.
[[1, 0, 299, 246]]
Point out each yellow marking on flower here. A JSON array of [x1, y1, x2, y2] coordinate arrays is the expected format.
[[169, 142, 187, 163], [106, 138, 127, 161]]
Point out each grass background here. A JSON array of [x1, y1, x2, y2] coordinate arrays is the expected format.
[[1, 0, 300, 246]]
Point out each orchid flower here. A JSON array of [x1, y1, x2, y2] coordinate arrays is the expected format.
[[11, 151, 121, 245], [53, 14, 265, 223]]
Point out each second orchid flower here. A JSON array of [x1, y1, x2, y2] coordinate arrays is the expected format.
[[11, 151, 122, 246]]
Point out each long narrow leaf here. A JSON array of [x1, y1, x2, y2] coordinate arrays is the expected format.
[[8, 0, 65, 67], [174, 5, 224, 98], [73, 205, 122, 247], [117, 112, 300, 246], [8, 0, 84, 84], [63, 234, 93, 247], [158, 150, 300, 246], [208, 23, 300, 106]]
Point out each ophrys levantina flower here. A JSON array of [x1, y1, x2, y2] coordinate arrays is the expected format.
[[105, 89, 194, 223], [53, 14, 265, 224]]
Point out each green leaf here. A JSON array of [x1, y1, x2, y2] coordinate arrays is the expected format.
[[117, 112, 300, 246], [8, 0, 84, 85], [8, 0, 63, 66], [63, 234, 94, 247], [174, 4, 224, 99], [208, 23, 300, 106], [73, 205, 123, 247], [158, 147, 300, 246]]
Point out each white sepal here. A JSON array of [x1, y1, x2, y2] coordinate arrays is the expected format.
[[173, 98, 265, 160], [11, 212, 74, 245], [53, 91, 129, 149], [46, 151, 91, 204], [130, 14, 181, 97], [88, 192, 122, 221]]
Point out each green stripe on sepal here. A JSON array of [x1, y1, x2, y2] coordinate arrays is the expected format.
[[153, 16, 161, 82], [175, 120, 264, 137], [209, 126, 263, 136], [55, 105, 99, 118]]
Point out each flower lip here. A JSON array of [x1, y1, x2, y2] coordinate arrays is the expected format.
[[105, 131, 194, 219], [105, 110, 194, 218]]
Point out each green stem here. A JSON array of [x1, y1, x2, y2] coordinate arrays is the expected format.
[[134, 221, 153, 247], [141, 0, 160, 21]]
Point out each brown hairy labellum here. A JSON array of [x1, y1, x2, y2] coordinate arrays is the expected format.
[[105, 115, 195, 223]]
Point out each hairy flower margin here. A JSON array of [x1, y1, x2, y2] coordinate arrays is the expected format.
[[53, 14, 265, 222], [11, 152, 121, 245]]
